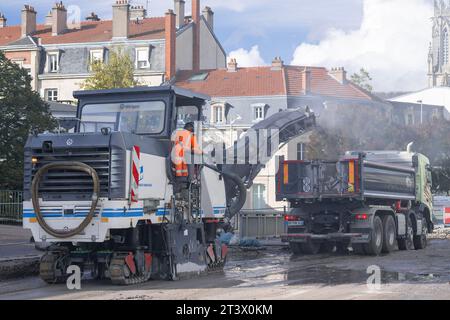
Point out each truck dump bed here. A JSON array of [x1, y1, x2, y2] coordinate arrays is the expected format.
[[276, 153, 416, 202]]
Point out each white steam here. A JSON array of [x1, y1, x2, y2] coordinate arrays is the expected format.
[[228, 45, 267, 67], [291, 0, 433, 92]]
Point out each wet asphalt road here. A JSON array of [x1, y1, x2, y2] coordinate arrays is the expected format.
[[2, 238, 450, 300]]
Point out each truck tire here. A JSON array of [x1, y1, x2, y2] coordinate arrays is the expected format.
[[301, 239, 320, 255], [352, 244, 366, 255], [364, 216, 383, 256], [398, 216, 414, 250], [381, 215, 396, 254], [289, 242, 304, 255], [319, 241, 335, 254], [413, 219, 428, 250], [336, 241, 350, 254]]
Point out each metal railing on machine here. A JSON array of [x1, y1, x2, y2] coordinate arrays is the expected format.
[[0, 190, 23, 225], [233, 207, 287, 239]]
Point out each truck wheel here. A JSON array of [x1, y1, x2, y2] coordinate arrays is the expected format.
[[381, 215, 396, 254], [289, 242, 304, 255], [319, 242, 335, 254], [301, 240, 320, 255], [413, 219, 428, 250], [336, 241, 350, 254], [364, 216, 383, 256], [398, 216, 414, 250], [352, 244, 366, 255]]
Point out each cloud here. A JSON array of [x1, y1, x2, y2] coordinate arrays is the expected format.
[[290, 0, 433, 92], [228, 45, 266, 67]]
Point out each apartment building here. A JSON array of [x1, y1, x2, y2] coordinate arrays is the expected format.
[[0, 0, 226, 103]]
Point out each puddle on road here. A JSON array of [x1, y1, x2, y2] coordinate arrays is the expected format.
[[225, 246, 449, 288], [286, 266, 444, 286]]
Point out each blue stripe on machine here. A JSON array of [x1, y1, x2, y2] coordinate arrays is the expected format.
[[23, 208, 144, 218], [156, 208, 170, 216], [23, 207, 225, 218], [102, 211, 144, 217], [213, 207, 226, 215]]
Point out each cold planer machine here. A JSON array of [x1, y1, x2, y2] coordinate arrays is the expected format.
[[23, 86, 316, 285]]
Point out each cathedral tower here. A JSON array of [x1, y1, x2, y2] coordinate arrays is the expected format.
[[429, 0, 450, 87]]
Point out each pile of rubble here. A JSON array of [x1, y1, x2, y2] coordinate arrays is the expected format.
[[428, 227, 450, 240]]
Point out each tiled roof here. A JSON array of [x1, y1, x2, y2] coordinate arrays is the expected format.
[[308, 67, 372, 99], [284, 66, 304, 95], [175, 67, 286, 97], [0, 17, 165, 46], [176, 66, 373, 100]]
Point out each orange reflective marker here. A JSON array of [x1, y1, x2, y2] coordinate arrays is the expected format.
[[348, 161, 355, 193], [283, 163, 289, 185]]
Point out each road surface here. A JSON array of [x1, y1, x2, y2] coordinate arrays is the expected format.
[[1, 237, 450, 300], [0, 225, 41, 260]]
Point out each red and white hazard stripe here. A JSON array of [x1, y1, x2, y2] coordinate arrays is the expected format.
[[130, 145, 140, 203]]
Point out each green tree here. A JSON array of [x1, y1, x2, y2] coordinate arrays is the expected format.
[[82, 47, 139, 90], [0, 51, 56, 190], [350, 68, 373, 92]]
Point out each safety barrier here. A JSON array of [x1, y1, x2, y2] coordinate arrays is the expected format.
[[234, 208, 287, 239], [0, 190, 23, 224]]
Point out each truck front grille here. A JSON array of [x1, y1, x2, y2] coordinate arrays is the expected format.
[[31, 147, 111, 200]]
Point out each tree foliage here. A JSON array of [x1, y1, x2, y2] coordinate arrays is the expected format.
[[82, 47, 139, 90], [350, 68, 373, 92], [0, 51, 56, 190]]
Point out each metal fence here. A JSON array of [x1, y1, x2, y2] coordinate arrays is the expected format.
[[0, 190, 23, 224], [233, 208, 287, 239]]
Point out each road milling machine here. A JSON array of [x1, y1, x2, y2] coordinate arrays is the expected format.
[[23, 86, 315, 285]]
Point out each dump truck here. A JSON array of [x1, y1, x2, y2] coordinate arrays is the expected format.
[[23, 85, 315, 284], [277, 147, 433, 255]]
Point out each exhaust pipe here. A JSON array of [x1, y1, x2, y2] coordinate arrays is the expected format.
[[406, 142, 414, 153]]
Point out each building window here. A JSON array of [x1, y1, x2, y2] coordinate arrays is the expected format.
[[252, 184, 267, 210], [407, 114, 414, 126], [136, 48, 150, 69], [297, 143, 306, 161], [432, 108, 439, 121], [45, 89, 58, 102], [48, 53, 59, 72], [90, 49, 104, 64], [12, 59, 24, 68], [254, 106, 264, 121], [212, 105, 225, 124], [252, 103, 267, 122]]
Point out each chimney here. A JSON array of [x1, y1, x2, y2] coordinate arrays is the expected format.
[[227, 58, 238, 72], [174, 0, 185, 29], [302, 68, 311, 94], [329, 67, 347, 84], [52, 2, 67, 36], [192, 0, 201, 72], [112, 0, 130, 40], [45, 11, 53, 26], [202, 6, 214, 30], [85, 12, 100, 22], [165, 9, 176, 81], [271, 56, 283, 70], [130, 5, 146, 21], [0, 13, 6, 28], [21, 5, 37, 37]]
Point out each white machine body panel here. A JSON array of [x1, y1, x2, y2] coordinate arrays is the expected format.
[[201, 167, 227, 219]]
